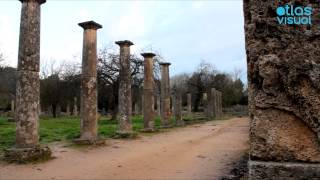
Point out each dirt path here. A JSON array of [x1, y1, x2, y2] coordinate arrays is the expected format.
[[0, 117, 249, 180]]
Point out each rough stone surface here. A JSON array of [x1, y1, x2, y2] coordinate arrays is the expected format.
[[11, 0, 45, 152], [116, 40, 134, 134], [244, 0, 320, 178], [207, 88, 217, 119], [174, 92, 184, 126], [249, 161, 320, 180], [187, 93, 192, 115], [160, 62, 171, 128], [142, 53, 156, 131], [4, 146, 51, 164], [78, 21, 101, 141], [11, 100, 15, 117], [73, 138, 105, 146], [17, 0, 42, 72]]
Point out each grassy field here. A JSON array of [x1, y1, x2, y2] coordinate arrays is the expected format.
[[0, 115, 174, 152]]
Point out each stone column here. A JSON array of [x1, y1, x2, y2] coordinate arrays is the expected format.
[[209, 88, 217, 119], [11, 100, 15, 116], [174, 91, 184, 126], [187, 93, 192, 116], [218, 91, 223, 118], [74, 21, 102, 145], [171, 95, 175, 115], [244, 1, 320, 179], [157, 95, 161, 116], [116, 40, 134, 136], [160, 62, 171, 128], [202, 93, 208, 116], [73, 97, 78, 116], [4, 0, 51, 163], [141, 52, 156, 132]]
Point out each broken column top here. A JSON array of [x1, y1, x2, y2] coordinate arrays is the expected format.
[[159, 62, 171, 66], [141, 52, 156, 58], [115, 40, 134, 47], [19, 0, 46, 4], [78, 21, 102, 30]]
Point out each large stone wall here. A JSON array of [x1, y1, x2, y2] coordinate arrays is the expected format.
[[244, 0, 320, 178]]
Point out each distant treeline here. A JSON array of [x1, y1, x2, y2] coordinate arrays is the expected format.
[[0, 48, 247, 117]]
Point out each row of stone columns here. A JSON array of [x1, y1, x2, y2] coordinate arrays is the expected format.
[[206, 88, 223, 119]]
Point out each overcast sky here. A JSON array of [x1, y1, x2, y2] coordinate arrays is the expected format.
[[0, 0, 246, 80]]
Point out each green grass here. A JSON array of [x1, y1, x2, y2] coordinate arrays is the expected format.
[[0, 115, 173, 153]]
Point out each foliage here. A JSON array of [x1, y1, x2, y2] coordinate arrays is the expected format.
[[171, 61, 247, 111]]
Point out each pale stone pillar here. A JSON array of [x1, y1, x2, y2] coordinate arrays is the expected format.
[[174, 91, 184, 126], [4, 0, 51, 163], [116, 40, 134, 136], [202, 93, 208, 116], [11, 100, 15, 116], [209, 88, 217, 119], [75, 21, 102, 144], [73, 97, 78, 116], [160, 62, 171, 128], [142, 53, 156, 131], [187, 93, 192, 116], [218, 91, 223, 118], [244, 0, 320, 178]]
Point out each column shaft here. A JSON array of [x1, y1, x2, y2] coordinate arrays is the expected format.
[[160, 63, 171, 128], [142, 53, 156, 131], [15, 0, 44, 148], [116, 40, 134, 134], [79, 21, 102, 141], [187, 93, 192, 115]]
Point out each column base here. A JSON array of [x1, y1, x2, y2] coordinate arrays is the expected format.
[[4, 145, 52, 164], [161, 125, 173, 129], [141, 128, 158, 133], [249, 160, 320, 180], [73, 138, 106, 145], [175, 121, 185, 127], [115, 131, 138, 139]]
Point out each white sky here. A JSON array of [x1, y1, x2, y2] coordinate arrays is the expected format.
[[0, 0, 246, 80]]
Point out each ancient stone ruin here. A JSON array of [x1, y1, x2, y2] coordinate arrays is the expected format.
[[74, 21, 102, 145], [141, 52, 156, 132], [159, 62, 171, 128], [116, 40, 134, 136], [244, 0, 320, 178], [4, 0, 51, 163], [187, 93, 192, 116], [206, 88, 222, 119], [174, 90, 184, 126]]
